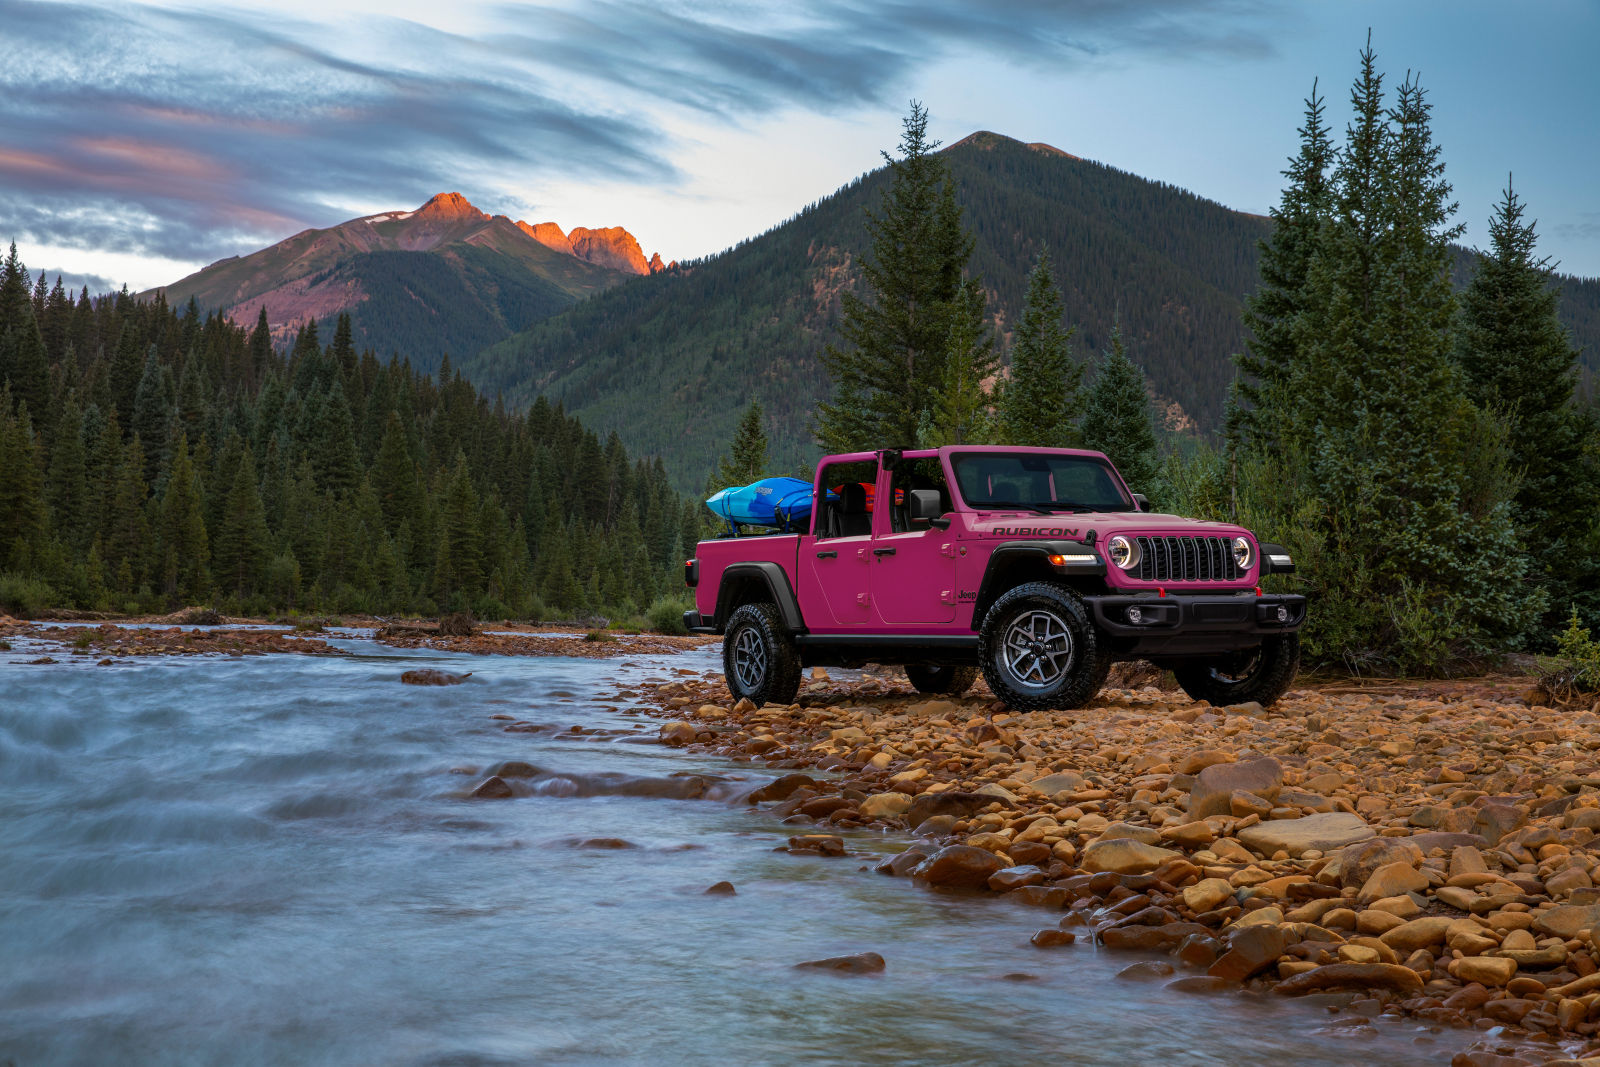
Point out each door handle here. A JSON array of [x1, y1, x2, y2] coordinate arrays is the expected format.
[[873, 547, 897, 556], [815, 550, 837, 559]]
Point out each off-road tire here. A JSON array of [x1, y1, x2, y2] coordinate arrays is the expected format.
[[905, 664, 978, 696], [978, 582, 1110, 711], [1173, 633, 1300, 708], [723, 603, 802, 707]]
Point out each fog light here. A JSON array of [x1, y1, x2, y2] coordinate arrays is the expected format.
[[1126, 606, 1144, 624], [1275, 606, 1288, 623]]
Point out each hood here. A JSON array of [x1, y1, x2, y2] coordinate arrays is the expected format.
[[962, 509, 1252, 541]]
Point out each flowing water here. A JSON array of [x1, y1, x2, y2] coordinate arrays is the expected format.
[[0, 632, 1470, 1066]]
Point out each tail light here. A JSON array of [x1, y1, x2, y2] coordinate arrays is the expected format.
[[684, 559, 699, 588]]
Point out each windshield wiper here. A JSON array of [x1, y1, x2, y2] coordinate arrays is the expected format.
[[974, 500, 1050, 515], [1033, 501, 1102, 513]]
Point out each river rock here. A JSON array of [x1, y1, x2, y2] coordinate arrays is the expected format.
[[469, 775, 513, 799], [1116, 961, 1176, 980], [1273, 963, 1424, 996], [1339, 837, 1423, 889], [1237, 812, 1374, 858], [1028, 771, 1085, 796], [859, 793, 913, 819], [1160, 820, 1217, 848], [1379, 916, 1453, 952], [1208, 925, 1292, 981], [906, 791, 991, 829], [988, 865, 1046, 892], [1190, 756, 1283, 819], [658, 721, 698, 746], [795, 951, 885, 974], [704, 881, 737, 895], [1030, 929, 1076, 947], [1451, 956, 1517, 985], [1081, 838, 1182, 875], [1532, 903, 1600, 938], [1473, 801, 1527, 844], [401, 668, 472, 686], [1093, 821, 1162, 845], [1183, 877, 1235, 914], [913, 845, 1007, 889], [1358, 861, 1430, 903], [747, 774, 817, 802]]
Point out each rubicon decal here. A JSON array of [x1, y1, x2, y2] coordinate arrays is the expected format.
[[986, 527, 1081, 537]]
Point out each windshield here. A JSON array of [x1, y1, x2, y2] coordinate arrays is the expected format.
[[951, 452, 1134, 512]]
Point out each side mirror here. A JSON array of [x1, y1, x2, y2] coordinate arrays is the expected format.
[[909, 489, 950, 529], [1131, 493, 1149, 512]]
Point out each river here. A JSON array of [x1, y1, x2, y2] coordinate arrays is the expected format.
[[0, 630, 1469, 1065]]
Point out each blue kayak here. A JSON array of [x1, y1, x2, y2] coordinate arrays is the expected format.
[[706, 477, 814, 531]]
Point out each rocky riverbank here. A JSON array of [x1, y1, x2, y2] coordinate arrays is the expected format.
[[0, 619, 347, 659], [628, 664, 1600, 1067]]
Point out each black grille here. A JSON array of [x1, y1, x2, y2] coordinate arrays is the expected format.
[[1134, 535, 1240, 582]]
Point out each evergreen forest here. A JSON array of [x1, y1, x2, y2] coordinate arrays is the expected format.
[[0, 256, 698, 622]]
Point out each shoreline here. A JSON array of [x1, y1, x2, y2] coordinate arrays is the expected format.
[[0, 616, 715, 661], [623, 662, 1600, 1067]]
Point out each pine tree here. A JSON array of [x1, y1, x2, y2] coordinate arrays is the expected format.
[[818, 102, 979, 450], [432, 454, 483, 606], [998, 248, 1078, 446], [1457, 181, 1600, 625], [1280, 47, 1535, 666], [248, 307, 273, 390], [1080, 326, 1159, 493], [104, 434, 151, 592], [46, 397, 89, 550], [132, 348, 170, 483], [158, 434, 211, 602], [0, 395, 49, 571], [920, 280, 997, 446], [212, 447, 269, 597], [1231, 80, 1335, 452], [110, 322, 146, 428], [371, 410, 422, 534], [713, 401, 769, 488]]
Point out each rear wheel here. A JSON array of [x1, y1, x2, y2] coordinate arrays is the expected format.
[[722, 603, 801, 707], [1172, 633, 1300, 707], [905, 664, 977, 696], [978, 582, 1109, 711]]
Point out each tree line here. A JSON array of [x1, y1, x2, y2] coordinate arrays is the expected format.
[[0, 259, 697, 621], [819, 61, 1599, 672]]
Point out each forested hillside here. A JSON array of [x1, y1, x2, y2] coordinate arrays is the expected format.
[[465, 132, 1600, 490], [0, 245, 695, 620]]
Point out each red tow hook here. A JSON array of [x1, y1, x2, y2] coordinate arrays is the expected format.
[[1158, 588, 1166, 598], [1254, 586, 1262, 596]]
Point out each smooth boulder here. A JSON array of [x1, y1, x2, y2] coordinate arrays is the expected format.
[[1237, 812, 1374, 858]]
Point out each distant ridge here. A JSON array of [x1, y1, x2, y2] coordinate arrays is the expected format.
[[149, 192, 671, 371]]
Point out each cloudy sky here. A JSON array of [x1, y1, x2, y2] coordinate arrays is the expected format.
[[4, 0, 1596, 291]]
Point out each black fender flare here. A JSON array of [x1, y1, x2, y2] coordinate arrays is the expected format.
[[971, 540, 1106, 628], [714, 562, 806, 633]]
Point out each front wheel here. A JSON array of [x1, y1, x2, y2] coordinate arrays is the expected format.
[[978, 582, 1109, 711], [905, 664, 977, 696], [1172, 633, 1300, 707], [722, 603, 801, 707]]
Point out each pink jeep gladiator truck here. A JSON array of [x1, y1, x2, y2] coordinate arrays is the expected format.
[[684, 446, 1305, 711]]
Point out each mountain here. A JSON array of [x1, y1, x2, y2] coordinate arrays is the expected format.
[[463, 132, 1600, 490], [149, 192, 669, 373]]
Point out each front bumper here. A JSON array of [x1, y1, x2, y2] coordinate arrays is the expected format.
[[1087, 593, 1306, 657]]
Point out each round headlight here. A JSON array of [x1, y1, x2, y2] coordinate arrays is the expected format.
[[1232, 536, 1253, 571], [1107, 534, 1140, 570]]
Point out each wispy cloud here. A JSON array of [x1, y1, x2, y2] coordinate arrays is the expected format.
[[0, 0, 1281, 265]]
